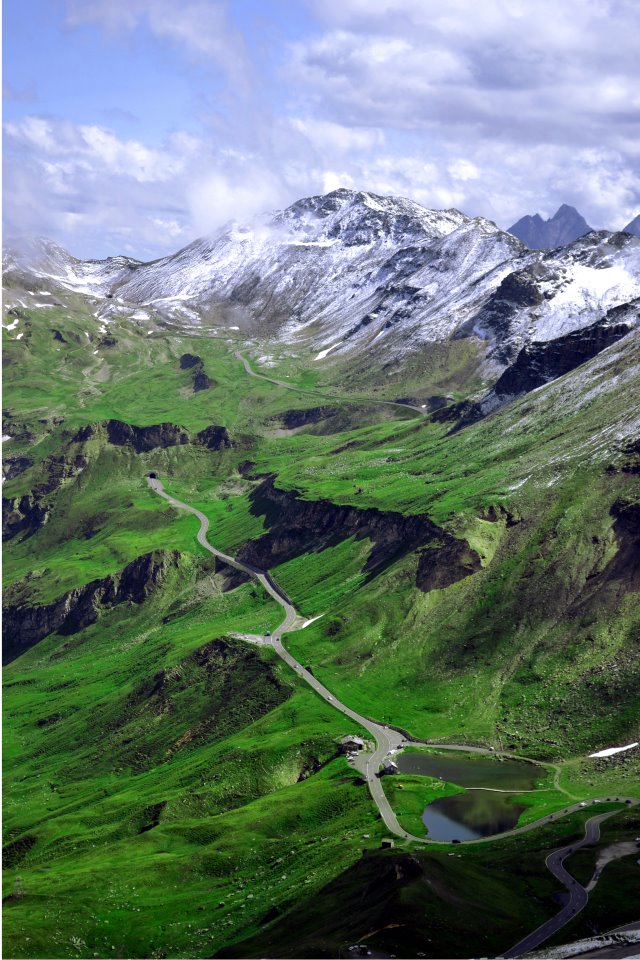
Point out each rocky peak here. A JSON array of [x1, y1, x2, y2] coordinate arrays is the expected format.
[[623, 214, 640, 237], [274, 189, 468, 247], [508, 203, 593, 249]]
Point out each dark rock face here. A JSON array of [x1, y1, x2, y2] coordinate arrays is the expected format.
[[622, 214, 640, 237], [74, 419, 233, 452], [509, 204, 593, 249], [179, 353, 201, 369], [3, 453, 87, 542], [606, 498, 640, 592], [193, 425, 233, 449], [440, 304, 638, 434], [105, 420, 190, 452], [467, 268, 545, 362], [178, 353, 216, 391], [608, 437, 640, 475], [193, 370, 213, 392], [2, 456, 32, 483], [3, 493, 49, 542], [416, 537, 482, 591], [236, 476, 480, 592], [2, 550, 180, 664], [493, 311, 636, 397], [276, 406, 341, 429]]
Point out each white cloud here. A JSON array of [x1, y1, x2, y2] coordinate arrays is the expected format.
[[5, 0, 639, 255], [65, 0, 250, 88], [290, 118, 384, 155], [186, 168, 286, 234]]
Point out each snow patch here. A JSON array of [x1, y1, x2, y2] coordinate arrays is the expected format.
[[302, 615, 324, 628], [288, 239, 339, 248], [2, 435, 12, 442], [589, 742, 638, 758], [507, 475, 530, 491], [15, 333, 24, 340], [4, 317, 20, 331], [314, 343, 340, 361]]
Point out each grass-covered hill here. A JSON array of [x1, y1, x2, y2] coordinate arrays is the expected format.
[[3, 285, 639, 958]]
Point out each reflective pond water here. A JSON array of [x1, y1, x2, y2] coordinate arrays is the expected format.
[[395, 750, 541, 790], [395, 750, 545, 841], [421, 791, 527, 841]]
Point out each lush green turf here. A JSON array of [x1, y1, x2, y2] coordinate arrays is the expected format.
[[4, 299, 640, 958]]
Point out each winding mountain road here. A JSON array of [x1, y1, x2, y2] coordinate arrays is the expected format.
[[502, 811, 620, 958], [148, 475, 638, 953], [235, 351, 427, 417]]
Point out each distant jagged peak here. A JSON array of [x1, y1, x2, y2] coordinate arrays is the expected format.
[[622, 213, 640, 237], [508, 203, 593, 250]]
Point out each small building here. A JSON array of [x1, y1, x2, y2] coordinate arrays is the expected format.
[[381, 760, 399, 775], [381, 838, 395, 849], [340, 735, 365, 754]]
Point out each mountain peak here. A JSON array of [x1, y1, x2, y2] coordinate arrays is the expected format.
[[275, 189, 469, 247], [508, 204, 592, 250], [622, 213, 640, 237]]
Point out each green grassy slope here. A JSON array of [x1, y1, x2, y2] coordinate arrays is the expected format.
[[3, 297, 640, 958]]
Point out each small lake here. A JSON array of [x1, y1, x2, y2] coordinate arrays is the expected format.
[[395, 750, 544, 841], [422, 791, 527, 841], [396, 750, 541, 790]]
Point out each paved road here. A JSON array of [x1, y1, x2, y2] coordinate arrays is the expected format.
[[235, 350, 427, 418], [147, 475, 412, 840], [502, 811, 620, 958], [148, 476, 638, 951]]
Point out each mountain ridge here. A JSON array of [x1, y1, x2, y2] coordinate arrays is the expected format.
[[508, 203, 593, 249]]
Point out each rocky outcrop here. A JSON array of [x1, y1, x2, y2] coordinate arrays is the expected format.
[[3, 453, 86, 542], [493, 309, 636, 398], [465, 267, 546, 363], [2, 456, 32, 483], [416, 537, 482, 591], [106, 420, 190, 452], [237, 476, 480, 591], [74, 419, 232, 452], [193, 370, 214, 391], [179, 353, 216, 392], [274, 406, 341, 429], [2, 550, 180, 664], [3, 493, 50, 542], [606, 498, 640, 592], [75, 420, 190, 452], [179, 353, 201, 369], [193, 425, 233, 449], [438, 304, 638, 433]]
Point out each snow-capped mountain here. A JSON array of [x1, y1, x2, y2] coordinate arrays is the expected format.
[[5, 189, 639, 381], [3, 237, 140, 296], [508, 204, 593, 249]]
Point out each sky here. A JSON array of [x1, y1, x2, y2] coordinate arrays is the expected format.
[[3, 0, 640, 259]]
